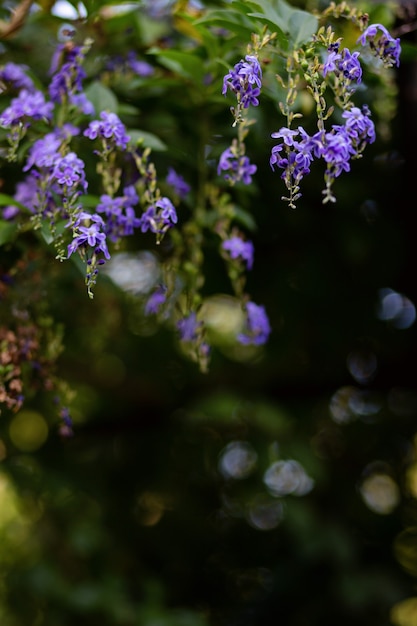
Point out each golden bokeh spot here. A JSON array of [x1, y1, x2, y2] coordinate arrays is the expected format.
[[406, 462, 417, 498], [391, 596, 417, 626], [394, 527, 417, 577], [9, 411, 48, 452]]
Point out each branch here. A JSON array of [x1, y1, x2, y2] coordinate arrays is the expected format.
[[0, 0, 34, 39]]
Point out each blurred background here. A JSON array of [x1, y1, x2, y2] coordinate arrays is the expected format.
[[0, 0, 417, 625]]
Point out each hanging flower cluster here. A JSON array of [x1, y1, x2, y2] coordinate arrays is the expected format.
[[0, 1, 402, 419], [266, 22, 401, 207]]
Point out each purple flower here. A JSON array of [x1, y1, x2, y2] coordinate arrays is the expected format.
[[323, 48, 362, 83], [166, 167, 190, 199], [52, 152, 87, 190], [0, 62, 35, 91], [84, 111, 130, 150], [121, 206, 142, 236], [222, 54, 262, 108], [126, 52, 154, 77], [323, 50, 341, 76], [3, 173, 40, 218], [314, 128, 356, 177], [0, 89, 53, 127], [139, 197, 177, 236], [177, 312, 200, 342], [145, 284, 167, 315], [357, 23, 401, 67], [106, 52, 154, 77], [2, 205, 19, 220], [342, 105, 376, 147], [271, 127, 299, 147], [218, 147, 257, 185], [97, 194, 124, 217], [222, 236, 254, 270], [23, 132, 62, 171], [338, 49, 362, 82], [238, 301, 271, 346], [270, 127, 315, 180], [67, 212, 110, 259], [49, 44, 94, 114], [96, 186, 141, 241]]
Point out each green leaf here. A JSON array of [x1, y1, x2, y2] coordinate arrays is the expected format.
[[128, 129, 167, 151], [0, 193, 25, 209], [288, 9, 318, 48], [247, 0, 318, 48], [84, 81, 118, 115], [80, 195, 100, 209], [148, 48, 205, 82], [194, 7, 257, 41], [0, 219, 18, 246]]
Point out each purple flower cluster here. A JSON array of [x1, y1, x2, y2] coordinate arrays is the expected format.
[[84, 111, 130, 150], [357, 23, 401, 68], [53, 152, 87, 190], [238, 301, 271, 346], [218, 147, 257, 185], [222, 54, 262, 108], [323, 45, 362, 83], [0, 62, 35, 92], [67, 211, 110, 260], [49, 43, 94, 115], [270, 105, 375, 202], [138, 197, 178, 237], [222, 236, 254, 270], [96, 185, 141, 242], [19, 127, 87, 218], [0, 36, 186, 311], [0, 89, 53, 128]]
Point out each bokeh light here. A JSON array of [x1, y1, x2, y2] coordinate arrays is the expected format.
[[346, 350, 378, 385], [8, 411, 48, 452], [263, 460, 314, 497], [218, 441, 258, 480], [103, 251, 160, 295], [246, 494, 284, 531], [359, 464, 400, 515], [391, 596, 417, 626], [377, 288, 416, 329], [329, 386, 381, 424]]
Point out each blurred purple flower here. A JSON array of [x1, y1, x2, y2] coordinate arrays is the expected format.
[[177, 312, 200, 342], [222, 236, 254, 270], [145, 285, 167, 315], [166, 167, 190, 199], [0, 62, 35, 91], [23, 132, 62, 171], [49, 44, 94, 114], [218, 147, 257, 185], [84, 111, 130, 150], [0, 89, 53, 127], [238, 301, 271, 346]]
